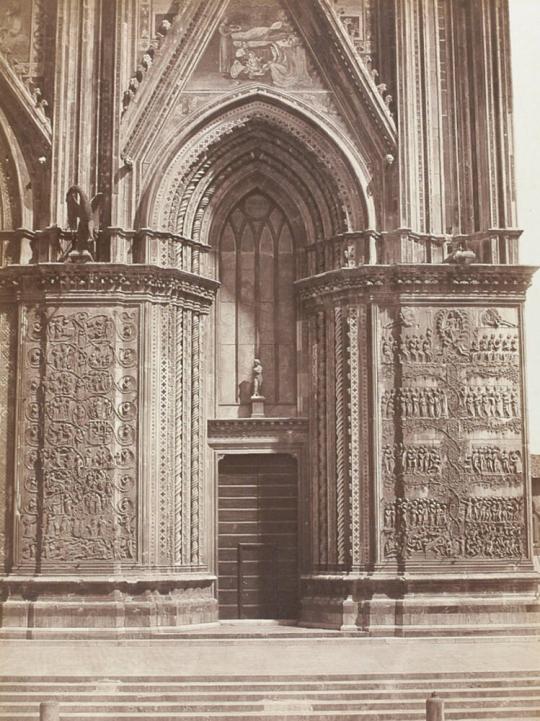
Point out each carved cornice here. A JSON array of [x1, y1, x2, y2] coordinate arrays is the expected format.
[[295, 264, 538, 303], [0, 263, 219, 308], [208, 417, 308, 440]]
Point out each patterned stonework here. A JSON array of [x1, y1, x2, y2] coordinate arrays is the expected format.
[[0, 306, 15, 571], [377, 305, 526, 561], [17, 306, 139, 565]]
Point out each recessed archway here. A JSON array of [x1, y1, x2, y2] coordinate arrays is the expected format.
[[140, 94, 374, 238]]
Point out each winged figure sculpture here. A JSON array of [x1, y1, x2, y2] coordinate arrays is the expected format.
[[64, 185, 104, 262]]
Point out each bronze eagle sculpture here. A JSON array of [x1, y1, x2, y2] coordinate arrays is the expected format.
[[64, 185, 104, 262]]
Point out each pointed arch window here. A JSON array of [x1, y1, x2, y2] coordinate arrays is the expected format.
[[217, 191, 297, 416]]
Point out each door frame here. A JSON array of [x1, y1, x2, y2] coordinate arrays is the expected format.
[[206, 422, 309, 619]]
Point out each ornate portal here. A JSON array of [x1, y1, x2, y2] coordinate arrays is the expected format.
[[0, 0, 537, 637]]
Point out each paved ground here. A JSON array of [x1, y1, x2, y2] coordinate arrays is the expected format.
[[1, 625, 538, 678]]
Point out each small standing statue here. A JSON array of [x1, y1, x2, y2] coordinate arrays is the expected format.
[[251, 358, 263, 398], [250, 357, 265, 418], [64, 185, 104, 262], [343, 244, 356, 268]]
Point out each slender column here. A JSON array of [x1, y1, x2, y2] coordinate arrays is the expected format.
[[394, 0, 445, 236]]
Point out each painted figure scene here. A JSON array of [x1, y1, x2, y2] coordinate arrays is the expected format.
[[189, 0, 321, 89]]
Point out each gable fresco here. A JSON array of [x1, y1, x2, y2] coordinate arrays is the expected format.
[[189, 0, 323, 90], [0, 1, 32, 65]]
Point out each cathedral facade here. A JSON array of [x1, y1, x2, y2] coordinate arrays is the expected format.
[[0, 0, 538, 636]]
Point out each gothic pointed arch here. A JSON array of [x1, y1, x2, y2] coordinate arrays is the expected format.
[[139, 93, 374, 241]]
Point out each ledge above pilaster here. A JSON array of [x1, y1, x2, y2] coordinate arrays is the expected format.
[[0, 263, 220, 309], [295, 264, 538, 305]]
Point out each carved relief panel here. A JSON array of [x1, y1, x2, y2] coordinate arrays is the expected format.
[[377, 305, 526, 563], [16, 305, 139, 567]]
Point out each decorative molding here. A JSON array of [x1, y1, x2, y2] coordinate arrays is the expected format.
[[147, 99, 366, 236], [295, 264, 537, 302], [208, 418, 308, 439], [0, 264, 219, 308], [346, 305, 361, 567], [334, 306, 348, 567], [0, 305, 15, 572]]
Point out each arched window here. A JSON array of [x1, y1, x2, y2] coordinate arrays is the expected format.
[[216, 191, 297, 417]]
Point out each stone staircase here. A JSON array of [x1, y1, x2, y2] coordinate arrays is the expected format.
[[0, 670, 539, 720]]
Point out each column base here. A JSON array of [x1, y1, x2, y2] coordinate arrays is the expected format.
[[300, 572, 540, 636], [0, 575, 218, 638]]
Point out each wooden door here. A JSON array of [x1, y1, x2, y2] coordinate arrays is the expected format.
[[218, 454, 298, 619]]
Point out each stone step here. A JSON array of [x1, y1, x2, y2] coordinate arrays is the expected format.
[[2, 671, 538, 685], [3, 678, 538, 693], [0, 707, 538, 721], [3, 669, 538, 680], [2, 671, 537, 720], [2, 686, 540, 702], [2, 697, 539, 714]]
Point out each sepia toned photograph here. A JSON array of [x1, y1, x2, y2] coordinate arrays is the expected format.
[[0, 0, 538, 719]]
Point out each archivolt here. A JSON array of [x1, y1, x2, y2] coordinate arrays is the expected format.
[[0, 117, 23, 229], [144, 96, 371, 242]]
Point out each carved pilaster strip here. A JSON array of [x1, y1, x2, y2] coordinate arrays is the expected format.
[[158, 304, 171, 562], [334, 306, 348, 567], [0, 306, 15, 572], [309, 314, 319, 568], [317, 310, 328, 567], [16, 304, 139, 567], [346, 305, 361, 566], [358, 305, 371, 563], [174, 304, 183, 564], [182, 308, 192, 565], [191, 311, 201, 565], [326, 306, 337, 567], [150, 303, 159, 564]]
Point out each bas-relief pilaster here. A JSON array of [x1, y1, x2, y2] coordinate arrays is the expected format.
[[375, 303, 529, 567], [297, 265, 538, 632], [15, 304, 140, 568], [0, 264, 218, 633], [0, 306, 16, 573]]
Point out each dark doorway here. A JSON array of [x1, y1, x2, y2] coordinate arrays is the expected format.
[[218, 453, 298, 620]]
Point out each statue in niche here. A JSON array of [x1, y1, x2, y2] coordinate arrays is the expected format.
[[251, 358, 264, 398], [63, 186, 104, 262]]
